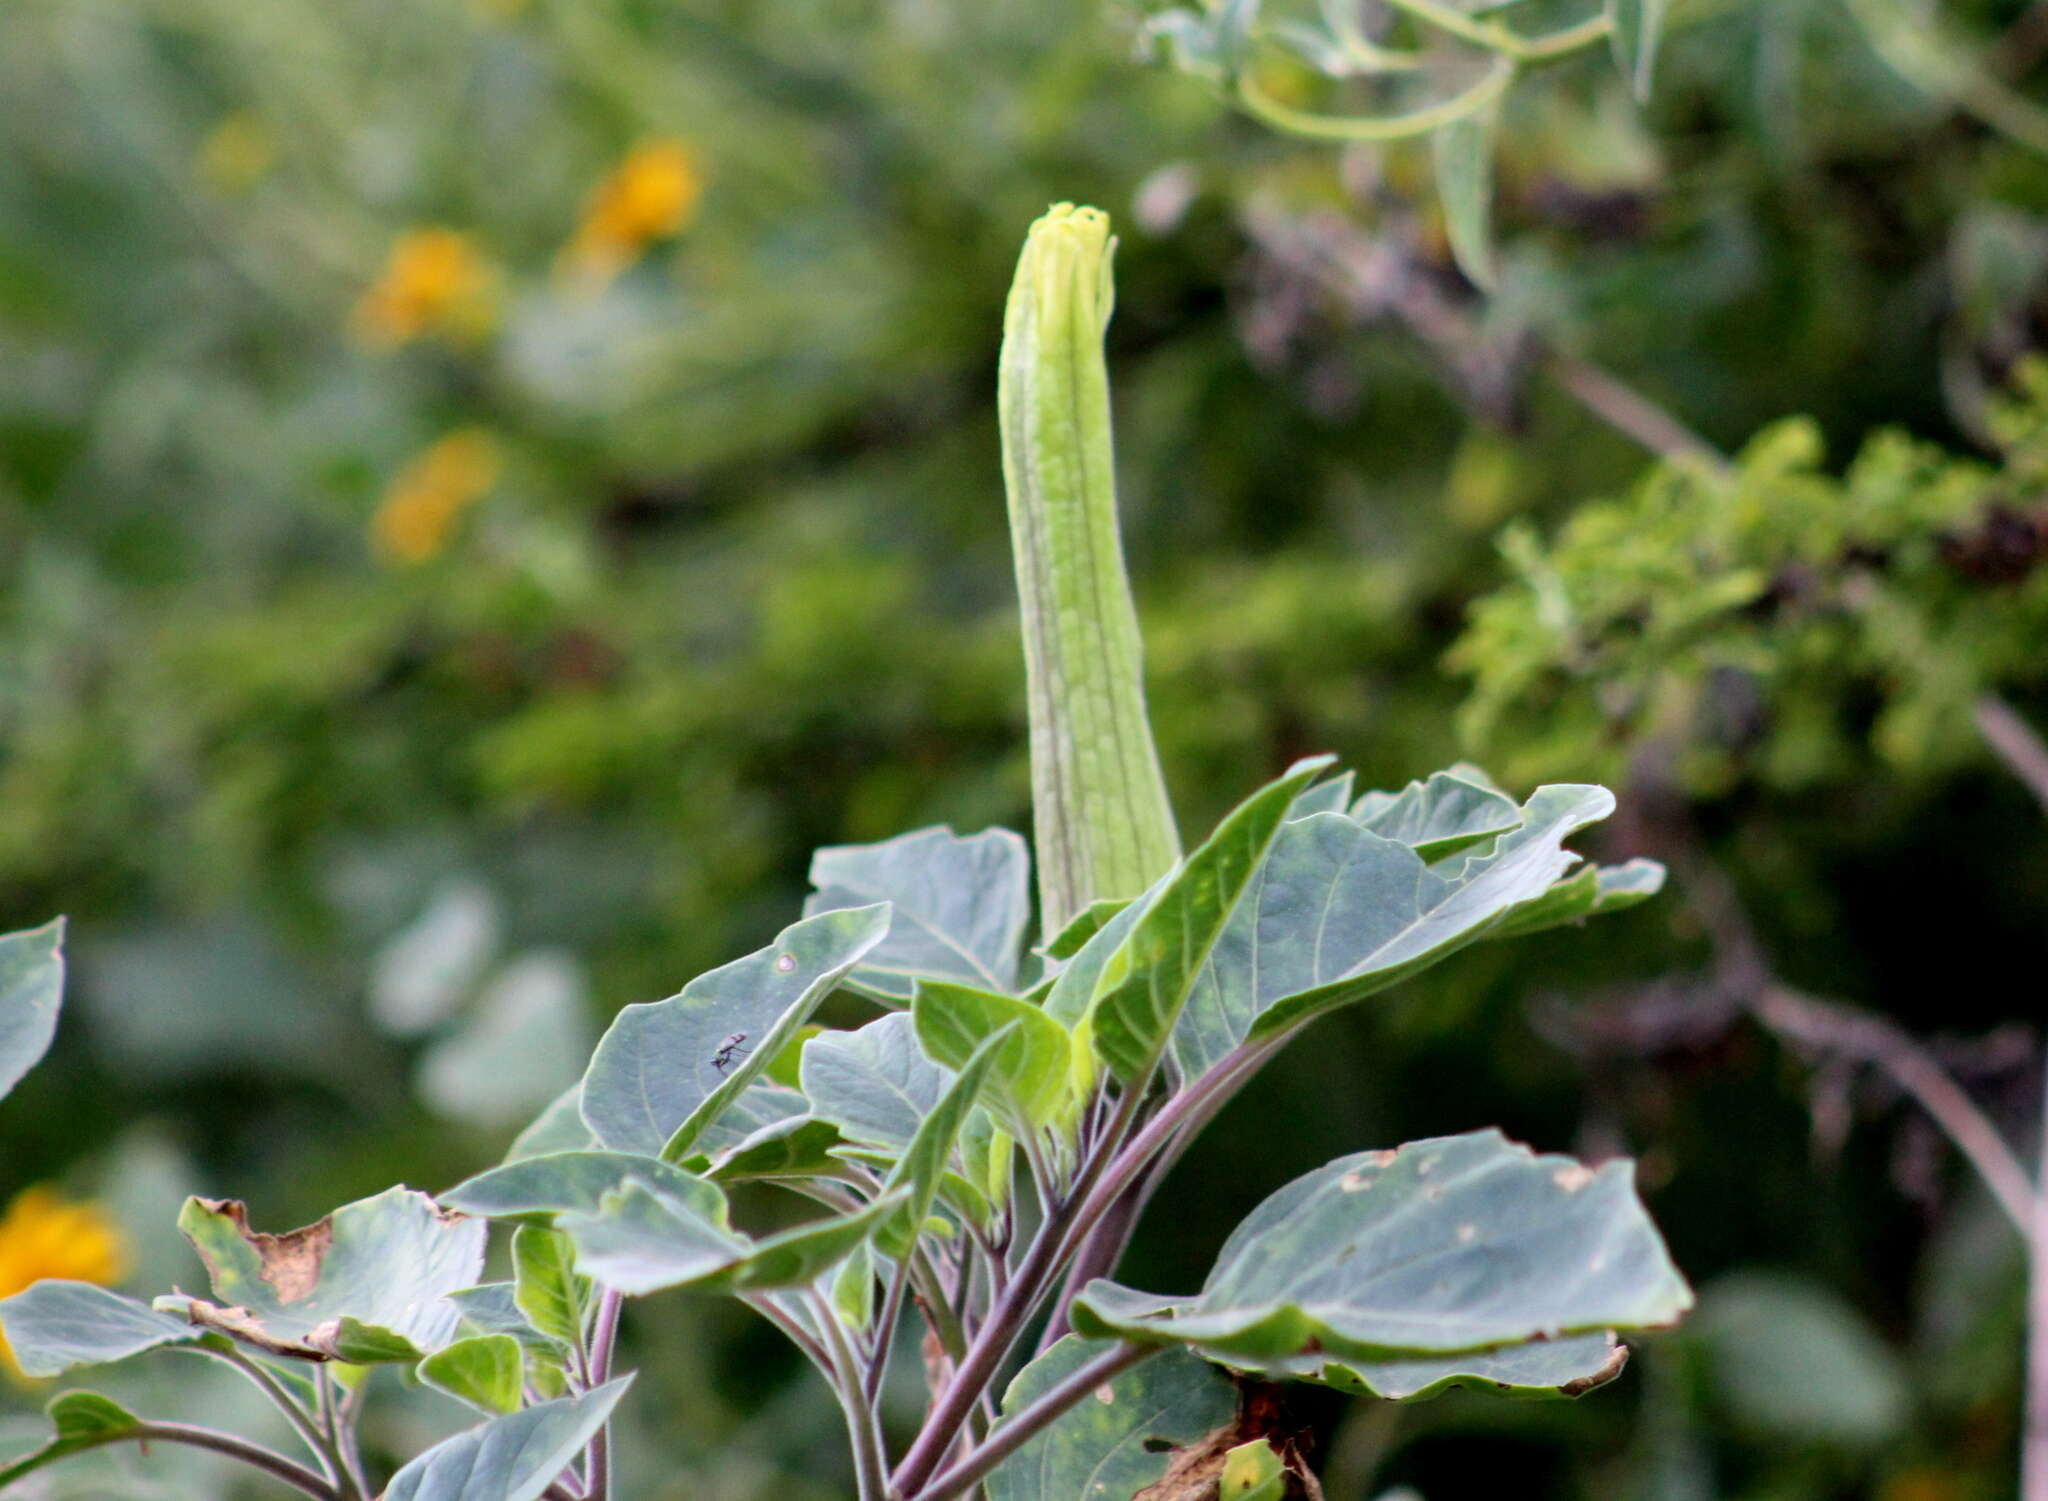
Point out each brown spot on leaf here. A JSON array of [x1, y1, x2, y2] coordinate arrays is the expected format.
[[1095, 1384, 1117, 1404], [1557, 1340, 1630, 1397], [1366, 1150, 1397, 1168], [194, 1199, 336, 1304], [1552, 1164, 1595, 1193], [1338, 1171, 1372, 1193]]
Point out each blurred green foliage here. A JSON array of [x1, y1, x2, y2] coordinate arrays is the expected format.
[[3, 0, 2048, 1497]]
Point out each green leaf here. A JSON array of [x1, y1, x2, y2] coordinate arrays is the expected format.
[[562, 1179, 905, 1295], [800, 1012, 950, 1152], [1689, 1272, 1909, 1445], [1039, 897, 1134, 961], [504, 1084, 596, 1162], [173, 1186, 486, 1362], [1606, 0, 1667, 99], [578, 904, 889, 1160], [0, 1390, 143, 1489], [383, 1378, 630, 1501], [709, 1117, 849, 1184], [1433, 103, 1499, 292], [1091, 756, 1335, 1083], [1040, 881, 1156, 1029], [512, 1227, 587, 1348], [1000, 205, 1182, 934], [806, 827, 1032, 1000], [0, 1283, 200, 1377], [443, 1150, 729, 1227], [913, 980, 1071, 1132], [444, 1283, 568, 1358], [1220, 1438, 1288, 1501], [0, 918, 65, 1101], [326, 1318, 432, 1364], [983, 1337, 1237, 1501], [1171, 782, 1626, 1077], [1351, 769, 1521, 860], [1252, 1329, 1630, 1401], [1073, 1129, 1691, 1361], [420, 1334, 525, 1416], [832, 1243, 876, 1332], [875, 1024, 1010, 1259], [1483, 858, 1665, 941]]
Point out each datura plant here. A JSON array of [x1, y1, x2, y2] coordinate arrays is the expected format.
[[0, 206, 1687, 1501]]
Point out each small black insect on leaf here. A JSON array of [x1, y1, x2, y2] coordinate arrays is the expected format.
[[711, 1032, 751, 1075]]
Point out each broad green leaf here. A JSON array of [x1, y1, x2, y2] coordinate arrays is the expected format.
[[1252, 1329, 1630, 1401], [0, 918, 64, 1101], [875, 1025, 1010, 1259], [913, 980, 1071, 1131], [1689, 1272, 1909, 1445], [444, 1284, 567, 1358], [382, 1378, 629, 1501], [1073, 1129, 1691, 1360], [0, 1390, 143, 1489], [1606, 0, 1667, 99], [561, 1179, 904, 1295], [173, 1187, 484, 1362], [709, 1117, 849, 1184], [1091, 756, 1335, 1083], [999, 205, 1182, 935], [0, 1282, 201, 1378], [512, 1227, 586, 1348], [327, 1318, 432, 1364], [1040, 897, 1135, 961], [578, 904, 889, 1160], [1171, 783, 1624, 1076], [504, 1084, 596, 1162], [420, 1334, 524, 1416], [443, 1151, 729, 1227], [1287, 772, 1355, 819], [688, 1083, 811, 1161], [1433, 104, 1499, 292], [805, 827, 1032, 1000], [799, 1013, 949, 1152], [1351, 769, 1521, 860], [1221, 1439, 1287, 1501], [1484, 858, 1665, 942], [983, 1337, 1236, 1501]]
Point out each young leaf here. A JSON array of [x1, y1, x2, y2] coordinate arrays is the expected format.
[[420, 1334, 525, 1415], [1483, 858, 1665, 941], [512, 1227, 587, 1348], [0, 1282, 202, 1378], [710, 1117, 849, 1184], [1090, 755, 1335, 1083], [0, 918, 65, 1101], [982, 1337, 1237, 1501], [173, 1186, 485, 1362], [382, 1378, 631, 1501], [913, 980, 1071, 1132], [0, 1390, 144, 1489], [1072, 1129, 1691, 1360], [1257, 1330, 1630, 1401], [1351, 768, 1521, 860], [1607, 0, 1667, 100], [799, 1012, 951, 1152], [443, 1150, 730, 1227], [1039, 897, 1134, 962], [1220, 1438, 1288, 1501], [874, 1024, 1011, 1259], [1433, 102, 1500, 292], [577, 904, 889, 1160], [444, 1283, 569, 1357], [832, 1243, 876, 1332], [805, 827, 1032, 1000], [1000, 204, 1182, 933]]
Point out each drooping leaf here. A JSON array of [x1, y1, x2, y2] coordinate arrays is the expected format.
[[805, 827, 1032, 1000], [420, 1334, 525, 1416], [1170, 783, 1624, 1077], [504, 1084, 596, 1162], [512, 1227, 586, 1348], [1091, 756, 1335, 1083], [1351, 769, 1521, 860], [561, 1179, 905, 1295], [0, 1390, 144, 1489], [1252, 1329, 1630, 1401], [983, 1337, 1237, 1501], [1606, 0, 1667, 99], [1073, 1130, 1691, 1361], [913, 980, 1071, 1132], [799, 1012, 950, 1152], [875, 1025, 1010, 1259], [0, 1282, 202, 1378], [579, 904, 889, 1160], [172, 1187, 485, 1362], [0, 918, 65, 1102], [443, 1151, 729, 1227], [382, 1378, 630, 1501], [1433, 103, 1499, 292]]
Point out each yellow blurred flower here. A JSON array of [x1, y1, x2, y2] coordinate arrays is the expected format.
[[371, 429, 502, 564], [351, 229, 497, 348], [0, 1186, 128, 1381], [558, 139, 703, 289], [197, 111, 275, 194]]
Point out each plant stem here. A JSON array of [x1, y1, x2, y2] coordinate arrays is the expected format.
[[815, 1291, 890, 1501], [195, 1345, 345, 1489], [46, 1421, 339, 1500], [582, 1289, 624, 1501], [866, 1246, 918, 1406], [2026, 1055, 2048, 1501], [903, 1343, 1157, 1501], [1977, 695, 2048, 818]]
